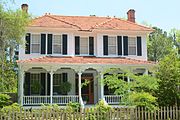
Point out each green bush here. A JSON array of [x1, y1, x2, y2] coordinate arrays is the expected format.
[[123, 92, 157, 111], [1, 103, 22, 119], [66, 102, 81, 112], [0, 94, 11, 108], [86, 100, 113, 120]]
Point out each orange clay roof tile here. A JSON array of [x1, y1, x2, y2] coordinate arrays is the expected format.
[[30, 14, 153, 32], [17, 56, 154, 65]]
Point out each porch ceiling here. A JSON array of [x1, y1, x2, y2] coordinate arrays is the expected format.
[[17, 56, 154, 65]]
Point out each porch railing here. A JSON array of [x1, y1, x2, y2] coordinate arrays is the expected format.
[[104, 95, 123, 104], [23, 95, 79, 105], [23, 96, 51, 105], [53, 95, 79, 104]]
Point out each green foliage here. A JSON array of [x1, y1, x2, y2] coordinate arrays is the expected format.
[[103, 69, 159, 109], [147, 27, 174, 62], [86, 100, 113, 120], [81, 79, 90, 88], [40, 104, 60, 112], [155, 53, 180, 106], [66, 102, 81, 112], [0, 3, 31, 61], [59, 81, 72, 95], [0, 94, 11, 108], [0, 60, 17, 92], [0, 103, 22, 119], [123, 92, 157, 111]]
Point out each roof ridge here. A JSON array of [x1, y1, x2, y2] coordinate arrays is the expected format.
[[46, 15, 82, 29], [90, 18, 114, 30], [114, 18, 153, 31]]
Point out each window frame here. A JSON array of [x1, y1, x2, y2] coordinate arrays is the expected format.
[[128, 37, 137, 56], [108, 36, 118, 56], [30, 34, 41, 54], [79, 36, 89, 56], [52, 34, 63, 55]]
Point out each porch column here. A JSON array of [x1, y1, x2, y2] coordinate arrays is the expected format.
[[19, 70, 25, 106], [78, 72, 84, 108], [100, 72, 104, 99], [50, 71, 54, 104], [127, 76, 130, 92], [144, 69, 148, 75]]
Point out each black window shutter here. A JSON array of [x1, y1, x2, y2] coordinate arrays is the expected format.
[[103, 35, 108, 55], [47, 34, 52, 54], [62, 73, 68, 82], [137, 36, 142, 56], [47, 73, 50, 95], [62, 34, 68, 55], [41, 34, 46, 54], [75, 36, 80, 55], [117, 36, 122, 55], [123, 36, 128, 56], [25, 33, 31, 54], [40, 73, 46, 95], [89, 37, 94, 55], [24, 72, 30, 95]]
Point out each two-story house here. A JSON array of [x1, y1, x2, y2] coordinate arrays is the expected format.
[[17, 4, 154, 107]]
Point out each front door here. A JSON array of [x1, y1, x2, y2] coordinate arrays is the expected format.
[[76, 73, 94, 104]]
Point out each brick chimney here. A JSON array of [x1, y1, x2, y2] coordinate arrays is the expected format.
[[127, 9, 135, 23], [21, 4, 28, 13]]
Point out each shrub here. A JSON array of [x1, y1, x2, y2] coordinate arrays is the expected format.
[[0, 94, 11, 108], [66, 102, 81, 112], [1, 103, 22, 119], [123, 92, 157, 111]]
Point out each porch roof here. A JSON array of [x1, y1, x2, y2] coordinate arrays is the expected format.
[[17, 56, 154, 65]]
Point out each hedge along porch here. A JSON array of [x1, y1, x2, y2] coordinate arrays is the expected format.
[[17, 56, 153, 108]]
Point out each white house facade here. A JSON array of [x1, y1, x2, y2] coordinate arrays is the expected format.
[[17, 4, 154, 107]]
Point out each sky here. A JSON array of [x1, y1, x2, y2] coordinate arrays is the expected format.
[[8, 0, 180, 32]]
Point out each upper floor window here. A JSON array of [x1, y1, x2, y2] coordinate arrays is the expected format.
[[80, 37, 89, 55], [53, 35, 62, 54], [108, 36, 117, 55], [31, 34, 40, 53], [128, 37, 136, 55]]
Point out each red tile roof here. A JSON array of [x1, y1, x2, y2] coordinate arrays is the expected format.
[[17, 56, 154, 65], [30, 14, 153, 32]]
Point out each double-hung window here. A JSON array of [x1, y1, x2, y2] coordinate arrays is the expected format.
[[128, 37, 136, 55], [80, 37, 89, 55], [53, 35, 62, 54], [31, 34, 41, 53], [108, 36, 117, 55], [53, 74, 62, 95]]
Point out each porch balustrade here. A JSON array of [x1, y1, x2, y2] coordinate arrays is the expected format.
[[104, 95, 123, 104], [23, 95, 79, 105]]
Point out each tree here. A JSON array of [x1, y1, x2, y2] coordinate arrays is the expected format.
[[103, 69, 159, 110], [0, 60, 17, 92], [155, 52, 180, 106], [0, 3, 30, 62], [147, 27, 174, 62]]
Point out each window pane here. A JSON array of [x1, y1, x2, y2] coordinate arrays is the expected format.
[[30, 74, 41, 95], [108, 37, 116, 45], [31, 34, 40, 53], [108, 36, 117, 55], [53, 45, 62, 54], [32, 44, 40, 53], [80, 37, 88, 54], [53, 35, 62, 54], [32, 34, 40, 44], [128, 37, 136, 55]]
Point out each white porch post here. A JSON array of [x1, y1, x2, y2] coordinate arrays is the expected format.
[[100, 72, 104, 99], [50, 71, 54, 104], [144, 69, 148, 75], [78, 72, 84, 108], [100, 72, 107, 104], [20, 71, 25, 106]]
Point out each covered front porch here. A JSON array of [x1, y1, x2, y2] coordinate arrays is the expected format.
[[17, 56, 153, 107]]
